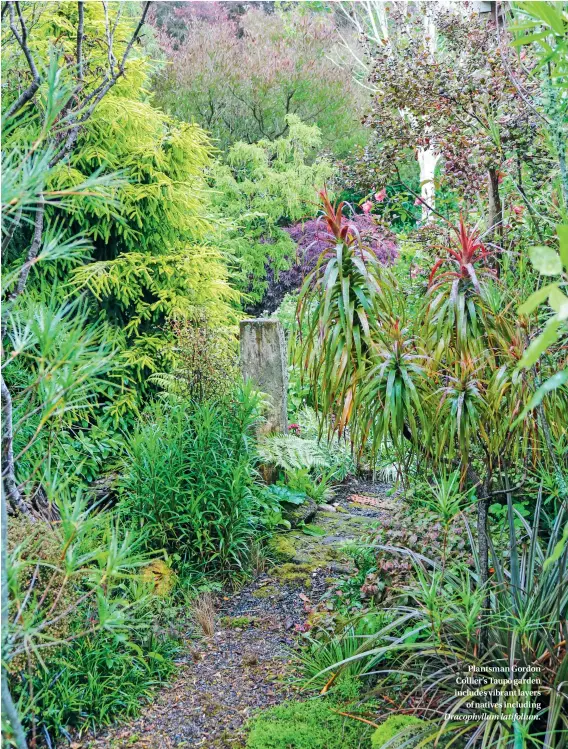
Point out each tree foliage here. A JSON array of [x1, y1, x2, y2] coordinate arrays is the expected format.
[[210, 116, 334, 307], [354, 3, 548, 237], [3, 1, 239, 388], [151, 3, 368, 157]]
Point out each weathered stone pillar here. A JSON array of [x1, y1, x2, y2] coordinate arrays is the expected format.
[[240, 319, 288, 435]]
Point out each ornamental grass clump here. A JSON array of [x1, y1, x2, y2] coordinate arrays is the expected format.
[[119, 382, 265, 579]]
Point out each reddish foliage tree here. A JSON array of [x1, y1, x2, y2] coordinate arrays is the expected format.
[[355, 4, 543, 238], [150, 3, 367, 156]]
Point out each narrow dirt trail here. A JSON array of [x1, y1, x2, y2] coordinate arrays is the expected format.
[[83, 480, 398, 749]]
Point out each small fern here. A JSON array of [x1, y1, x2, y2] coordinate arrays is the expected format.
[[298, 407, 355, 479], [257, 435, 329, 472], [375, 461, 400, 483], [258, 406, 355, 478]]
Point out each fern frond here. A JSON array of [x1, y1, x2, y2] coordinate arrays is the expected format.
[[257, 434, 330, 472]]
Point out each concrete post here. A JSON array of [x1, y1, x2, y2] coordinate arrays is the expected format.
[[240, 319, 288, 435]]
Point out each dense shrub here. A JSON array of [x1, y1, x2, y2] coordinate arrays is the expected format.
[[326, 501, 568, 748], [5, 496, 177, 746], [2, 2, 239, 395], [209, 116, 333, 307], [119, 383, 264, 579], [257, 213, 398, 314], [149, 316, 238, 402]]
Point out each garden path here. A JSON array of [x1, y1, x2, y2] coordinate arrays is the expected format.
[[82, 480, 398, 749]]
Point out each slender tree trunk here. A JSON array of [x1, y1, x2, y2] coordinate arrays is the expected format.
[[417, 7, 440, 224], [1, 483, 28, 749], [487, 167, 502, 243], [417, 146, 440, 223], [1, 375, 30, 516]]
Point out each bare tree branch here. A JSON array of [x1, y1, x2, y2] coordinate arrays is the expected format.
[[1, 376, 32, 516], [48, 1, 151, 168], [4, 2, 41, 120], [2, 195, 45, 339], [394, 165, 450, 225], [102, 2, 118, 78], [1, 479, 29, 748], [76, 1, 84, 82], [11, 194, 44, 300], [1, 203, 24, 255]]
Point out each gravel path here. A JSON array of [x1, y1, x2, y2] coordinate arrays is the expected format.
[[80, 481, 398, 749]]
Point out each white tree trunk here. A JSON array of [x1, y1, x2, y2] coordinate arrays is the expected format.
[[417, 146, 441, 223]]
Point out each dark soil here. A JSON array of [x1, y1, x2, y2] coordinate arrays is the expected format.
[[80, 483, 400, 749]]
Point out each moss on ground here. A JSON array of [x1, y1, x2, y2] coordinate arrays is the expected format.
[[268, 563, 314, 586], [220, 615, 258, 629], [268, 534, 298, 561], [371, 715, 428, 747], [246, 697, 371, 748], [252, 585, 281, 599], [263, 509, 384, 593]]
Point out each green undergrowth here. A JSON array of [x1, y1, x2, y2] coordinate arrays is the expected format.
[[268, 562, 315, 586], [13, 631, 177, 742], [119, 383, 266, 580], [246, 690, 373, 749], [371, 716, 428, 748], [220, 615, 259, 629]]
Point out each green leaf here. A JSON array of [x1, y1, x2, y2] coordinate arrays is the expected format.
[[125, 641, 144, 657], [147, 651, 165, 661], [300, 524, 327, 536], [544, 522, 568, 571], [548, 287, 568, 320], [518, 283, 557, 315], [266, 485, 308, 506], [512, 370, 568, 426], [517, 317, 560, 369], [528, 246, 563, 276], [533, 3, 566, 35], [510, 31, 550, 47]]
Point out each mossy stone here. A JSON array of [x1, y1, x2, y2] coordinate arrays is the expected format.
[[283, 499, 318, 528]]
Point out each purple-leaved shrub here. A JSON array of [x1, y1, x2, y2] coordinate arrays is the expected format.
[[253, 213, 397, 314]]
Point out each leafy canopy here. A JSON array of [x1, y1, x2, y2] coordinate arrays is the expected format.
[[3, 1, 240, 387], [210, 115, 334, 306], [152, 4, 368, 157]]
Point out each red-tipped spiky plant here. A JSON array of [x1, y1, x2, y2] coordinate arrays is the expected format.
[[319, 189, 354, 244], [294, 190, 393, 437], [428, 216, 496, 294], [426, 217, 498, 354]]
